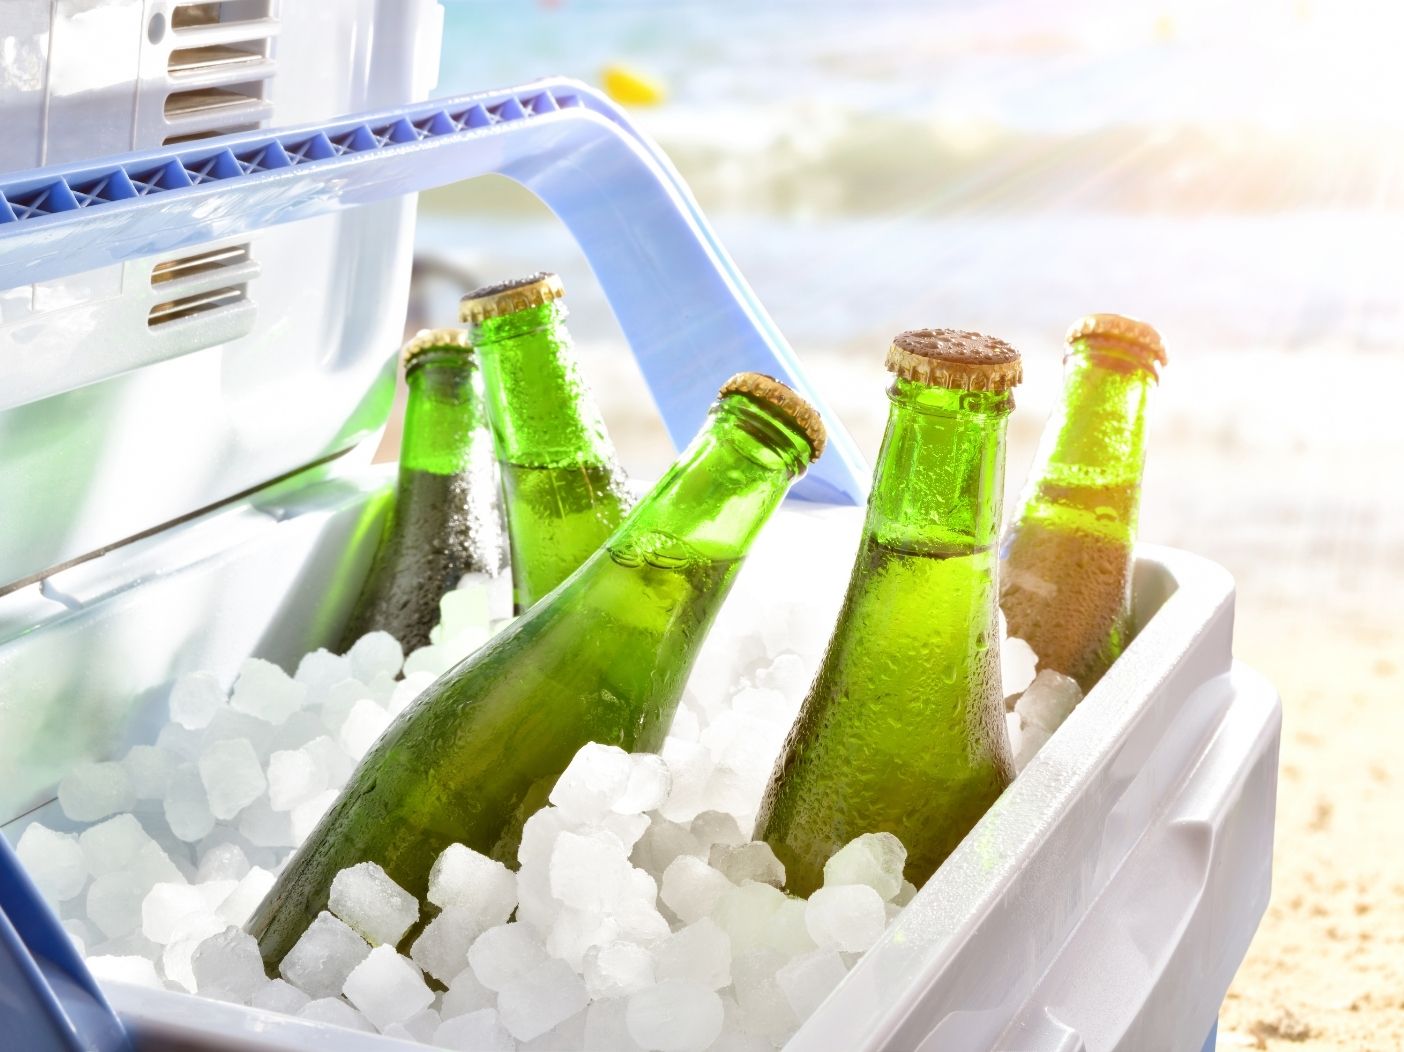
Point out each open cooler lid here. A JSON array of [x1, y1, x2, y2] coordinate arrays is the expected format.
[[0, 77, 868, 595]]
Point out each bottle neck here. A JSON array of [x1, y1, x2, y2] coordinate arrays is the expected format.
[[400, 353, 484, 476], [1019, 345, 1154, 528], [867, 378, 1012, 554], [474, 302, 617, 469], [608, 393, 812, 567]]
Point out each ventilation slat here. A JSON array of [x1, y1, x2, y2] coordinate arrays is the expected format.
[[148, 285, 247, 326], [151, 244, 250, 286]]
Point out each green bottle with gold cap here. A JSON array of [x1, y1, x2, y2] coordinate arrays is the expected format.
[[462, 273, 633, 612], [755, 330, 1021, 895], [249, 373, 826, 965], [1000, 314, 1167, 693], [339, 329, 508, 654]]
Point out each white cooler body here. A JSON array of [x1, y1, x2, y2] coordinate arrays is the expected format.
[[0, 4, 1280, 1049]]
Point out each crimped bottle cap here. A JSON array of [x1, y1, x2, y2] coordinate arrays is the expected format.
[[460, 272, 566, 324], [400, 327, 473, 371], [1065, 313, 1167, 375], [718, 372, 826, 462], [885, 329, 1022, 391]]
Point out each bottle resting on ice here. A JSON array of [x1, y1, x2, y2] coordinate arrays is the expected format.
[[464, 272, 633, 613], [338, 328, 508, 654], [755, 329, 1021, 895], [1000, 313, 1167, 693], [248, 372, 827, 965]]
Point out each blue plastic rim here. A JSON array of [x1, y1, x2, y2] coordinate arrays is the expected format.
[[0, 78, 869, 506]]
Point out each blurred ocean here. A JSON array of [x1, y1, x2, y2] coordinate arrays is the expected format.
[[413, 0, 1404, 615]]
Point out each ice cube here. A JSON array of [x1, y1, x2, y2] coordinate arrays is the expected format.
[[433, 1008, 516, 1052], [517, 1009, 589, 1051], [198, 738, 267, 820], [197, 878, 238, 913], [86, 955, 163, 991], [156, 722, 202, 761], [318, 679, 374, 736], [196, 842, 250, 883], [467, 923, 548, 992], [601, 812, 651, 853], [271, 709, 325, 755], [583, 940, 655, 999], [1001, 634, 1039, 697], [237, 799, 296, 849], [266, 748, 325, 812], [776, 949, 847, 1018], [290, 790, 338, 843], [387, 670, 435, 717], [337, 699, 392, 760], [439, 585, 491, 639], [341, 945, 435, 1029], [549, 742, 633, 823], [402, 644, 452, 679], [216, 866, 275, 926], [301, 734, 355, 790], [764, 896, 818, 957], [250, 978, 310, 1014], [626, 979, 724, 1052], [440, 966, 495, 1019], [631, 817, 704, 879], [397, 1007, 442, 1043], [660, 856, 732, 925], [546, 906, 621, 970], [295, 648, 351, 694], [711, 881, 786, 955], [78, 814, 151, 877], [731, 949, 798, 1041], [123, 745, 175, 799], [754, 653, 809, 701], [584, 998, 646, 1051], [428, 843, 517, 927], [192, 926, 266, 1004], [518, 807, 575, 869], [822, 832, 907, 902], [549, 830, 632, 913], [142, 881, 209, 943], [1005, 711, 1024, 763], [230, 657, 307, 725], [1016, 668, 1082, 732], [690, 811, 745, 853], [893, 880, 918, 906], [86, 872, 148, 939], [496, 957, 589, 1041], [657, 738, 714, 822], [710, 842, 785, 888], [615, 753, 672, 815], [279, 910, 372, 999], [164, 765, 216, 843], [16, 823, 86, 903], [346, 631, 404, 683], [161, 912, 228, 991], [297, 997, 374, 1032], [58, 762, 134, 823], [169, 671, 226, 730], [328, 861, 418, 946], [410, 907, 482, 983], [669, 704, 702, 741], [804, 884, 887, 952], [653, 918, 731, 990]]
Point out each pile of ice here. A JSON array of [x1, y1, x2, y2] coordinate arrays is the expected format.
[[13, 545, 1075, 1051]]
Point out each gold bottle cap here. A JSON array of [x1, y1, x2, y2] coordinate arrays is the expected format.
[[459, 272, 566, 325], [718, 372, 827, 462], [884, 329, 1022, 391], [1064, 313, 1167, 374], [400, 327, 473, 371]]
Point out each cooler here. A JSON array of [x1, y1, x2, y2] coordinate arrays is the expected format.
[[0, 5, 1280, 1050]]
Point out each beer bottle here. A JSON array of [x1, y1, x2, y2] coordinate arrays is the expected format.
[[338, 329, 508, 654], [249, 373, 826, 965], [1000, 313, 1166, 693], [754, 330, 1020, 896], [464, 273, 633, 612]]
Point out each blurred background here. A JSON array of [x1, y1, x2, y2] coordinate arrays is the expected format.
[[395, 2, 1402, 1047]]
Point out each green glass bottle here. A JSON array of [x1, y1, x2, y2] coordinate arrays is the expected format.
[[249, 373, 826, 965], [463, 273, 633, 612], [1000, 313, 1166, 693], [755, 330, 1021, 896], [338, 329, 508, 654]]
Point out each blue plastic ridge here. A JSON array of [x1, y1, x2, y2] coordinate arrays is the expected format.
[[0, 83, 594, 227]]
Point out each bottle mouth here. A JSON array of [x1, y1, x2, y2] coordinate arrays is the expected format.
[[717, 373, 826, 463], [400, 328, 473, 373], [460, 272, 566, 325], [1065, 336, 1166, 380]]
